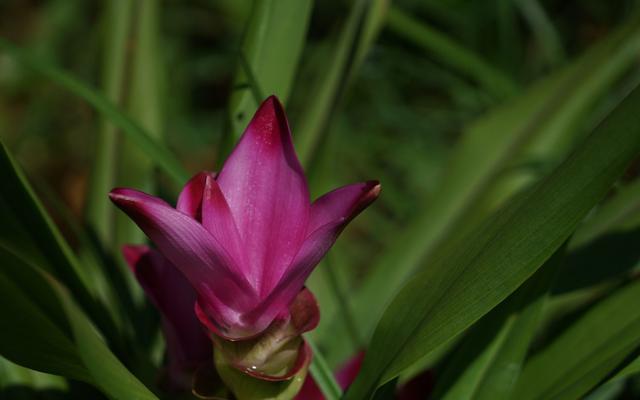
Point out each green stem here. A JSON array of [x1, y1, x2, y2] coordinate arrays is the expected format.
[[85, 0, 133, 248], [324, 256, 363, 349], [307, 338, 342, 400]]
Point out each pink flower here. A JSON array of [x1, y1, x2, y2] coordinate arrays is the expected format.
[[295, 352, 365, 400], [109, 96, 380, 342], [122, 245, 212, 391]]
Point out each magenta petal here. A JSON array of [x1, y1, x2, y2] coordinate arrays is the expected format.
[[121, 245, 211, 390], [109, 189, 256, 327], [335, 352, 365, 389], [216, 96, 310, 294], [176, 172, 210, 220], [295, 352, 365, 400], [201, 174, 247, 274], [308, 181, 381, 234], [256, 182, 381, 318]]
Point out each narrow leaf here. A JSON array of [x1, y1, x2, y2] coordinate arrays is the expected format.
[[385, 6, 517, 97], [295, 0, 389, 166], [228, 0, 314, 140], [344, 84, 640, 399], [340, 15, 640, 347], [0, 38, 188, 184], [434, 247, 560, 400], [0, 246, 158, 399], [85, 0, 134, 246], [512, 280, 640, 400], [308, 338, 342, 400]]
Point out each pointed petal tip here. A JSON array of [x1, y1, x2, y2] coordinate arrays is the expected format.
[[252, 94, 288, 133], [108, 187, 147, 203], [108, 187, 127, 201], [262, 94, 283, 109], [352, 180, 381, 214], [365, 180, 382, 198]]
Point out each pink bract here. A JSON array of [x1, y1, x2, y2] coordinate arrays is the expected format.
[[122, 245, 212, 391], [110, 96, 380, 340]]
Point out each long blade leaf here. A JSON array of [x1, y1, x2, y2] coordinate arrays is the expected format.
[[344, 83, 640, 399]]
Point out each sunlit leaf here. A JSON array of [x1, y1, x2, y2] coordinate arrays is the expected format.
[[227, 0, 313, 142], [337, 15, 640, 354], [344, 84, 640, 399]]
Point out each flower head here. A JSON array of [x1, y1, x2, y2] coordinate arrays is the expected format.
[[110, 96, 380, 342]]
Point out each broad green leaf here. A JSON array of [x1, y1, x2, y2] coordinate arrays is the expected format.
[[51, 280, 159, 400], [344, 84, 640, 399], [512, 280, 640, 400], [337, 14, 640, 352], [0, 141, 116, 336], [228, 0, 313, 141], [0, 248, 89, 382], [0, 38, 188, 184], [295, 0, 389, 166], [434, 247, 560, 400], [385, 6, 517, 97], [0, 246, 158, 400]]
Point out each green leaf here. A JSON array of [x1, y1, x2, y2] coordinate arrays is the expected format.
[[385, 6, 518, 97], [85, 0, 134, 247], [0, 38, 188, 184], [51, 280, 159, 400], [553, 228, 640, 295], [515, 0, 565, 67], [114, 0, 165, 304], [0, 356, 68, 392], [337, 14, 640, 351], [227, 0, 313, 141], [0, 247, 90, 382], [434, 246, 560, 400], [0, 246, 158, 400], [307, 338, 342, 400], [344, 83, 640, 399], [295, 0, 389, 166], [512, 280, 640, 400], [572, 178, 640, 248], [0, 141, 114, 332]]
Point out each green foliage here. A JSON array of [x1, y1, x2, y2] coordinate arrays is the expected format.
[[345, 85, 640, 398], [227, 0, 313, 142], [512, 279, 640, 400], [0, 247, 157, 399]]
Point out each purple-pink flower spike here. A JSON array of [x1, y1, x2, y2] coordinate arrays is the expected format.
[[109, 96, 380, 342], [122, 245, 212, 391]]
